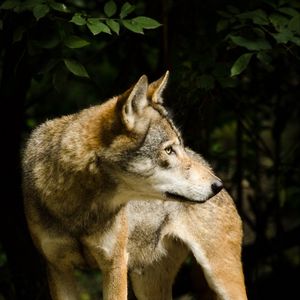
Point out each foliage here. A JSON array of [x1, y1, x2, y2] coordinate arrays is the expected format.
[[0, 0, 161, 80], [217, 0, 300, 76]]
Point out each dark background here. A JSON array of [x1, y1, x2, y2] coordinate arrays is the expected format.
[[0, 0, 300, 299]]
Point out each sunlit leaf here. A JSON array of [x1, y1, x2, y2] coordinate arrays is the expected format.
[[104, 0, 117, 17], [64, 36, 90, 49], [106, 19, 120, 34], [70, 13, 86, 26], [33, 4, 50, 20], [87, 19, 111, 35], [120, 2, 135, 19], [122, 19, 144, 34], [49, 2, 69, 13], [64, 59, 89, 78], [231, 53, 253, 76], [131, 16, 161, 29]]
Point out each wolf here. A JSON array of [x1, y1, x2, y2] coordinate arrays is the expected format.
[[22, 71, 243, 300]]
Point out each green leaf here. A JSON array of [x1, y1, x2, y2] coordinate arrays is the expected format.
[[256, 52, 272, 65], [49, 2, 69, 13], [231, 53, 253, 76], [263, 0, 277, 8], [13, 0, 44, 13], [33, 4, 50, 20], [64, 59, 89, 78], [64, 35, 90, 49], [226, 5, 239, 14], [237, 9, 269, 25], [288, 15, 300, 35], [131, 16, 161, 29], [122, 19, 144, 34], [272, 29, 294, 43], [87, 19, 111, 35], [104, 0, 117, 17], [253, 28, 266, 38], [253, 9, 269, 25], [13, 26, 26, 42], [120, 2, 135, 19], [70, 13, 86, 26], [106, 19, 120, 34], [278, 7, 299, 17], [291, 36, 300, 46], [230, 35, 271, 50], [269, 13, 289, 31], [216, 19, 229, 32], [0, 0, 20, 9]]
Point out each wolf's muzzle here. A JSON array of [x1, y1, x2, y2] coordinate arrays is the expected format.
[[211, 180, 223, 195]]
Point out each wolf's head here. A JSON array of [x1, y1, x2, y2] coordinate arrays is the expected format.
[[96, 72, 223, 203]]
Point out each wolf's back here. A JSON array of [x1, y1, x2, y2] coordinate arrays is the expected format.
[[23, 115, 73, 167], [22, 114, 78, 212]]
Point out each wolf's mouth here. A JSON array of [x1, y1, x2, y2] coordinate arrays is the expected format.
[[165, 192, 207, 203]]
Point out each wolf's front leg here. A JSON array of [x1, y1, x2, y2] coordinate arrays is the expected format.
[[175, 196, 248, 299], [179, 225, 247, 299], [26, 220, 84, 300], [101, 250, 128, 300], [189, 241, 247, 300], [47, 264, 79, 300], [82, 208, 129, 300], [84, 237, 128, 300], [81, 244, 128, 300]]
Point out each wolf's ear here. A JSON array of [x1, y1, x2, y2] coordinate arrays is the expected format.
[[121, 75, 149, 131], [148, 70, 169, 104]]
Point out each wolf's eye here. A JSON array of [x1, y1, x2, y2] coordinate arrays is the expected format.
[[165, 146, 174, 155]]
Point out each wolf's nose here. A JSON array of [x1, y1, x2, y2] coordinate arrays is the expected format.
[[211, 180, 223, 195]]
